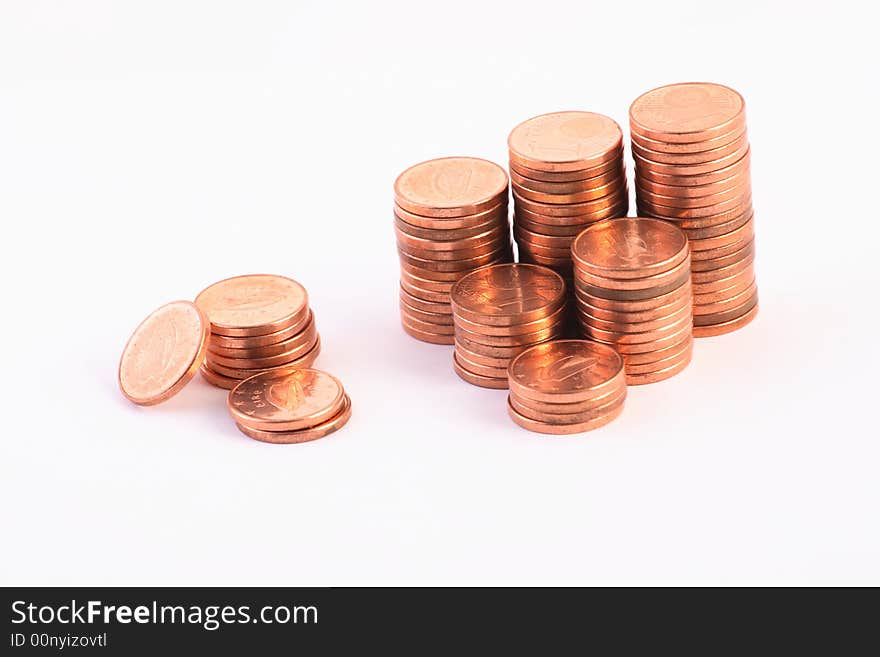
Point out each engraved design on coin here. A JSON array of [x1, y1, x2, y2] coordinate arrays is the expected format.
[[532, 355, 600, 388], [454, 265, 564, 314], [267, 376, 310, 412], [511, 112, 621, 163], [432, 163, 474, 201], [610, 226, 651, 265], [631, 83, 743, 132]]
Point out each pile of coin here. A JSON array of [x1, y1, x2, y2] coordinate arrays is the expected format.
[[194, 274, 320, 389], [508, 111, 629, 281], [507, 340, 627, 434], [571, 218, 693, 385], [227, 368, 351, 444], [450, 263, 567, 388], [394, 157, 513, 345], [630, 82, 757, 337]]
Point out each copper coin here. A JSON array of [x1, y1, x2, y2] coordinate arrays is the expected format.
[[395, 224, 508, 252], [394, 157, 508, 218], [451, 263, 566, 326], [577, 299, 692, 333], [454, 320, 565, 347], [688, 216, 755, 251], [693, 280, 758, 315], [635, 149, 750, 186], [574, 266, 690, 301], [631, 131, 749, 165], [514, 226, 576, 250], [195, 274, 309, 337], [629, 82, 746, 143], [398, 236, 510, 261], [235, 395, 352, 444], [512, 175, 626, 205], [200, 364, 239, 390], [689, 233, 755, 261], [507, 339, 625, 404], [637, 191, 750, 219], [636, 179, 750, 209], [208, 331, 320, 370], [118, 300, 210, 406], [208, 313, 317, 358], [636, 167, 750, 198], [575, 255, 691, 291], [692, 275, 755, 306], [454, 334, 531, 359], [402, 320, 455, 345], [399, 259, 475, 281], [399, 269, 456, 294], [508, 111, 623, 172], [207, 310, 312, 349], [400, 300, 455, 325], [452, 353, 509, 389], [509, 388, 625, 424], [513, 187, 628, 217], [453, 302, 568, 336], [509, 164, 624, 193], [509, 152, 622, 182], [623, 340, 692, 374], [575, 288, 691, 323], [690, 253, 755, 284], [623, 348, 692, 385], [575, 278, 690, 312], [516, 240, 572, 260], [633, 140, 750, 177], [454, 345, 514, 369], [517, 255, 572, 272], [690, 265, 754, 295], [509, 384, 624, 415], [207, 338, 321, 379], [227, 367, 344, 432], [400, 312, 456, 336], [394, 200, 509, 230], [583, 322, 692, 355], [581, 313, 692, 345], [394, 213, 507, 241], [631, 122, 747, 154], [514, 199, 629, 226], [693, 291, 758, 326], [398, 246, 510, 273], [679, 210, 754, 239], [571, 217, 689, 279], [507, 395, 624, 434], [618, 334, 691, 365], [514, 216, 593, 237], [399, 278, 450, 303], [454, 349, 511, 378], [399, 286, 452, 313], [676, 203, 754, 230], [692, 303, 758, 337]]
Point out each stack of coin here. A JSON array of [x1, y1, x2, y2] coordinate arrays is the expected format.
[[194, 274, 320, 389], [508, 111, 628, 281], [630, 82, 758, 337], [394, 157, 513, 345], [227, 368, 351, 444], [507, 340, 627, 434], [571, 218, 693, 385], [450, 263, 567, 388]]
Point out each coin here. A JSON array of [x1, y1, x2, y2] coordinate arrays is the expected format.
[[208, 313, 317, 358], [207, 338, 321, 379], [207, 331, 320, 370], [506, 395, 624, 434], [207, 311, 313, 349], [195, 274, 309, 337], [629, 82, 746, 142], [631, 123, 747, 154], [631, 130, 749, 165], [452, 353, 509, 389], [635, 149, 750, 186], [692, 303, 759, 337], [508, 111, 623, 172], [200, 364, 240, 390], [235, 395, 352, 444], [509, 165, 624, 193], [394, 157, 508, 217], [623, 348, 693, 385], [228, 368, 345, 432], [513, 188, 628, 217], [118, 300, 211, 406], [401, 321, 455, 345], [510, 153, 622, 182], [394, 201, 509, 230], [509, 384, 624, 415]]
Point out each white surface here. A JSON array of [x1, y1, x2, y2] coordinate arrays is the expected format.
[[1, 0, 878, 586]]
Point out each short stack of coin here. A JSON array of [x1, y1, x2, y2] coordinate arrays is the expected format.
[[630, 82, 758, 337], [450, 263, 567, 388], [571, 218, 693, 385], [508, 111, 629, 282], [507, 340, 627, 434], [227, 368, 351, 444], [194, 274, 320, 389], [394, 157, 513, 345]]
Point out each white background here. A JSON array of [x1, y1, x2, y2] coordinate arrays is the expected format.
[[1, 0, 878, 586]]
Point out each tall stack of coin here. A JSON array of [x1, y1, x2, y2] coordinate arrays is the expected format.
[[630, 82, 758, 337], [507, 340, 627, 434], [508, 111, 628, 282], [227, 369, 351, 444], [194, 274, 320, 389], [571, 218, 693, 385], [450, 263, 567, 388], [394, 157, 513, 345]]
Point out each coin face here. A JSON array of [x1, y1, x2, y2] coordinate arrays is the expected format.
[[195, 274, 308, 335], [118, 300, 210, 405], [572, 217, 688, 276], [394, 157, 508, 215], [509, 340, 624, 398], [227, 368, 344, 431], [630, 83, 744, 135], [508, 112, 622, 169], [451, 263, 565, 318]]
